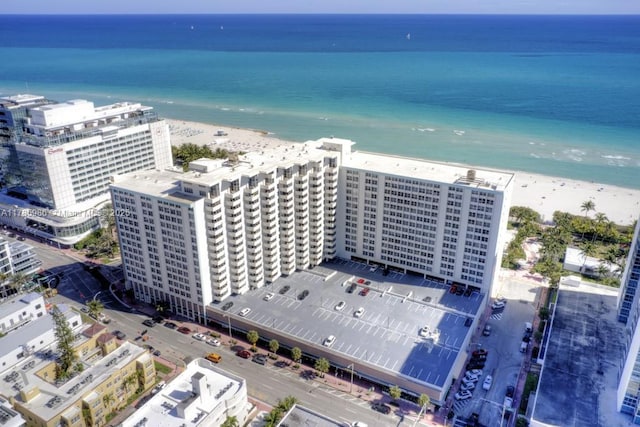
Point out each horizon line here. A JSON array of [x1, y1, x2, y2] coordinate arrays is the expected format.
[[3, 12, 640, 16]]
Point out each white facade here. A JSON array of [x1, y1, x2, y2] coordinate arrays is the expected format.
[[111, 138, 512, 320], [121, 358, 249, 427], [0, 95, 173, 244], [0, 293, 47, 335], [617, 218, 640, 422]]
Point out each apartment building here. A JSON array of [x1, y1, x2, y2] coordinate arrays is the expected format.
[[121, 358, 249, 427], [617, 219, 640, 422], [111, 137, 511, 321], [0, 95, 172, 244], [0, 300, 155, 427], [111, 142, 340, 322]]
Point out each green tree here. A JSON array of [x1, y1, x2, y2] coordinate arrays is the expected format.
[[122, 374, 137, 394], [314, 357, 330, 377], [418, 393, 431, 415], [246, 330, 259, 351], [291, 347, 302, 363], [8, 273, 29, 294], [87, 299, 104, 320], [389, 385, 402, 402], [221, 416, 240, 427], [538, 307, 550, 321], [277, 395, 299, 412], [102, 393, 115, 411], [579, 241, 597, 272], [580, 200, 595, 218], [269, 339, 279, 354], [172, 143, 231, 171], [52, 305, 78, 380]]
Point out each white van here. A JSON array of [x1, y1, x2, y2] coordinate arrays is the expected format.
[[520, 341, 528, 353], [525, 322, 533, 333]]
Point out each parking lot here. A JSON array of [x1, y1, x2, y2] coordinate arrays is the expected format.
[[450, 275, 539, 426], [209, 259, 485, 399]]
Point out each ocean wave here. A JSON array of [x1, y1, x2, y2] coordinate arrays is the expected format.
[[602, 155, 631, 160], [529, 153, 541, 158], [602, 154, 632, 167], [563, 148, 586, 162], [453, 130, 465, 136]]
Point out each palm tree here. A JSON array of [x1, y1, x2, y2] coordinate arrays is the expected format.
[[246, 330, 259, 351], [102, 393, 115, 411], [314, 357, 330, 378], [579, 241, 597, 275], [389, 385, 402, 402], [221, 416, 240, 427], [580, 200, 595, 218], [87, 299, 104, 320], [278, 395, 299, 412], [269, 339, 279, 355], [291, 347, 302, 363], [122, 374, 137, 395], [592, 213, 608, 242], [418, 393, 431, 418], [596, 263, 610, 279]]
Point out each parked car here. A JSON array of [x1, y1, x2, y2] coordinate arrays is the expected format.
[[298, 290, 310, 300], [207, 338, 221, 347], [506, 385, 515, 398], [419, 326, 431, 337], [455, 390, 473, 401], [371, 402, 391, 414], [482, 324, 492, 336], [323, 335, 336, 347], [464, 372, 480, 382], [460, 381, 475, 391], [467, 369, 483, 376], [193, 333, 206, 341], [335, 301, 346, 311], [206, 353, 222, 363], [142, 319, 156, 328], [482, 375, 493, 391], [239, 307, 251, 317], [113, 330, 126, 340], [354, 307, 365, 318], [279, 285, 290, 295], [153, 350, 161, 357], [164, 322, 177, 329], [177, 326, 191, 334], [252, 354, 267, 365], [347, 283, 357, 294], [236, 349, 251, 359], [152, 316, 165, 323], [264, 292, 275, 301], [491, 300, 506, 310], [360, 287, 370, 296], [221, 302, 234, 311]]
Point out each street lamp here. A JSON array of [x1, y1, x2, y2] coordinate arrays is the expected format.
[[347, 363, 355, 393], [224, 314, 232, 338]]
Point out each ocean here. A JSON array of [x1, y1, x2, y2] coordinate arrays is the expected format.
[[1, 14, 639, 187]]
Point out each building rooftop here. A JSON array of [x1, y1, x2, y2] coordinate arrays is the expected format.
[[530, 281, 630, 427], [0, 340, 149, 422], [0, 292, 43, 323], [0, 94, 47, 108], [122, 358, 246, 427]]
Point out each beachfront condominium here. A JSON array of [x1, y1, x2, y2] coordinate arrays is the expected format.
[[617, 218, 640, 422], [110, 137, 512, 322], [0, 94, 173, 245]]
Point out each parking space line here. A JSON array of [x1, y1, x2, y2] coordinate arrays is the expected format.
[[309, 332, 317, 342], [353, 346, 360, 355], [391, 360, 398, 370], [367, 325, 373, 333], [351, 320, 358, 329], [345, 344, 352, 354], [358, 323, 366, 331]]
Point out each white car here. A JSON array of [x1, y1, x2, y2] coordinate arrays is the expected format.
[[460, 381, 475, 391], [207, 338, 221, 347], [464, 372, 480, 382], [491, 300, 506, 310], [455, 390, 473, 401], [239, 307, 251, 317], [354, 307, 365, 318], [264, 292, 275, 301], [335, 301, 346, 311], [323, 335, 336, 347], [503, 396, 513, 409], [467, 369, 483, 376], [192, 333, 206, 341], [482, 375, 493, 391], [419, 326, 430, 337]]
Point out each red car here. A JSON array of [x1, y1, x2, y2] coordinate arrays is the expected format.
[[236, 349, 251, 359], [360, 287, 370, 296], [357, 278, 365, 284], [177, 326, 191, 334]]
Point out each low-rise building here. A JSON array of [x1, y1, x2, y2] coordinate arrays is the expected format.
[[0, 297, 155, 427], [121, 358, 249, 427]]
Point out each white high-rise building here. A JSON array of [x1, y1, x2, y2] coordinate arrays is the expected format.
[[617, 218, 640, 422], [111, 137, 512, 322], [0, 95, 173, 244]]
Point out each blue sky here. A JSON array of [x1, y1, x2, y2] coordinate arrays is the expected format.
[[2, 0, 640, 15]]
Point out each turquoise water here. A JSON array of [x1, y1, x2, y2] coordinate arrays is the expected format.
[[1, 15, 639, 187]]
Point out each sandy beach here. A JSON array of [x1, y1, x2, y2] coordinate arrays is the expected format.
[[167, 118, 640, 226]]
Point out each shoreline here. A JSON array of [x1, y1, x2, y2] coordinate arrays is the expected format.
[[166, 118, 640, 226]]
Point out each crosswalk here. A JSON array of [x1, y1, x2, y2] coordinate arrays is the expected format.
[[452, 398, 471, 414], [489, 312, 504, 320]]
